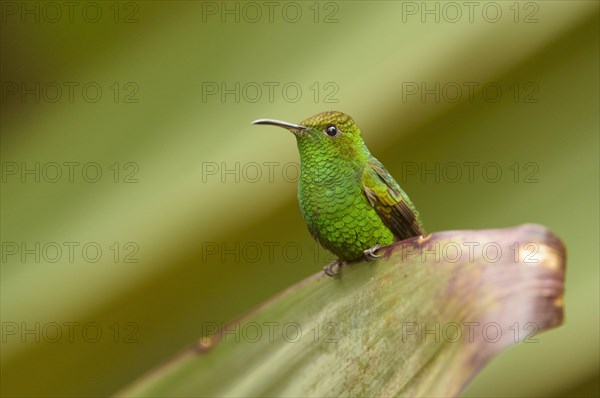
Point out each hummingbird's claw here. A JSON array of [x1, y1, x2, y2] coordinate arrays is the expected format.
[[417, 233, 432, 245], [323, 259, 345, 277], [363, 244, 382, 262]]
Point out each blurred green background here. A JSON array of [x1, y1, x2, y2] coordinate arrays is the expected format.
[[1, 1, 598, 397]]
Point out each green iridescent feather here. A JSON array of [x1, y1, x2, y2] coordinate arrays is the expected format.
[[254, 111, 425, 262], [293, 111, 425, 261]]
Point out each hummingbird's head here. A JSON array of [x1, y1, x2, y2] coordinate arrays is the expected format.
[[252, 111, 367, 163]]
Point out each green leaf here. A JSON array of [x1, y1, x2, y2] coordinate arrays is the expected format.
[[117, 224, 565, 397]]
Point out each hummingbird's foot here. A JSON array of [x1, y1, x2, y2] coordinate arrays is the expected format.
[[323, 259, 345, 277], [417, 233, 432, 245], [363, 244, 382, 262]]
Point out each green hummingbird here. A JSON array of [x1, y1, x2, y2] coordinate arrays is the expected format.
[[253, 111, 425, 276]]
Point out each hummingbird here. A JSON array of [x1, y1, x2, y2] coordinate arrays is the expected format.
[[252, 111, 425, 276]]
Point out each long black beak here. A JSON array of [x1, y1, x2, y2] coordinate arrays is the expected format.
[[252, 118, 307, 134]]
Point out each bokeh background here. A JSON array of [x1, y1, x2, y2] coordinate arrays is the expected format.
[[1, 1, 598, 397]]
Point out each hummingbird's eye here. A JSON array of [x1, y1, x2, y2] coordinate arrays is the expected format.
[[325, 125, 339, 137]]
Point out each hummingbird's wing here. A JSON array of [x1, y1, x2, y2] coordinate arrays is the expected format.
[[362, 157, 426, 240]]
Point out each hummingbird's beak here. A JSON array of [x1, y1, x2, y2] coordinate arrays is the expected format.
[[252, 118, 308, 135]]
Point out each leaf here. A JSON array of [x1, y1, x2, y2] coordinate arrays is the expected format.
[[117, 224, 565, 397]]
